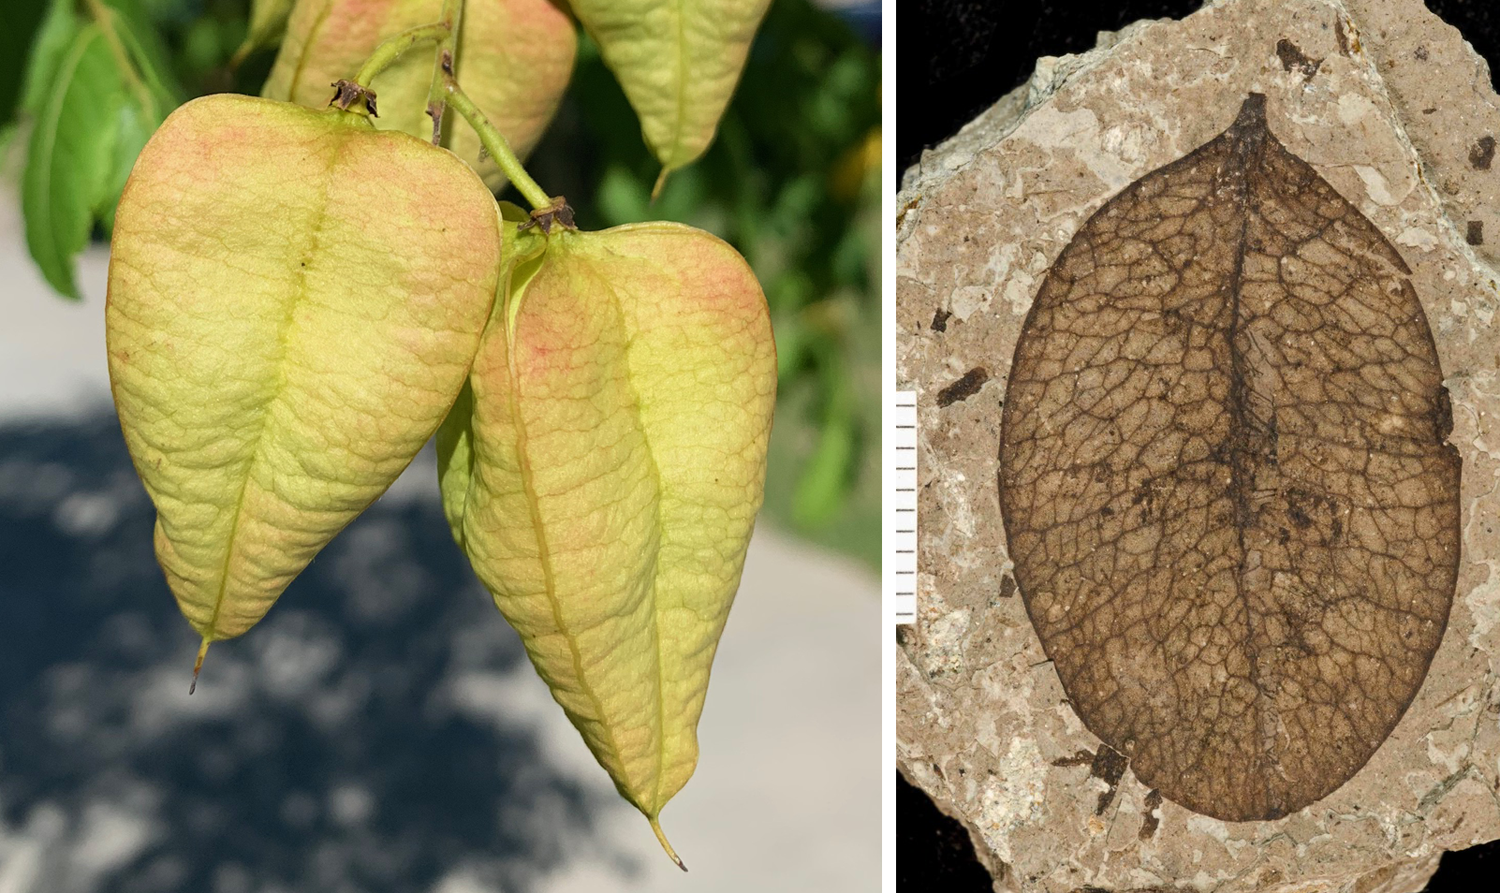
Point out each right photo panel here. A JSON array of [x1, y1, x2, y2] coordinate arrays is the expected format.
[[894, 1, 1500, 890]]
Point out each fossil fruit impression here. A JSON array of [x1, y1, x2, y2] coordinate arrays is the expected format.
[[997, 94, 1461, 821]]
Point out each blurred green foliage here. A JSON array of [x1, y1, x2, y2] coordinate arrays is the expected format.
[[0, 3, 50, 138], [12, 0, 180, 297], [3, 0, 881, 567]]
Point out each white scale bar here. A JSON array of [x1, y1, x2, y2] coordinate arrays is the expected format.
[[887, 390, 918, 624]]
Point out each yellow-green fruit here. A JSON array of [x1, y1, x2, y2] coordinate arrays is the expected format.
[[106, 94, 501, 648], [264, 0, 577, 189], [570, 0, 771, 188], [438, 223, 776, 863]]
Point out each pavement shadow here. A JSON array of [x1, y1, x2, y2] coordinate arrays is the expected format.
[[0, 412, 616, 893]]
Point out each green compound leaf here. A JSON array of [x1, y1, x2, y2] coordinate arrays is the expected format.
[[104, 0, 183, 111], [24, 24, 121, 299], [264, 0, 576, 189], [20, 0, 178, 298], [97, 93, 153, 233], [571, 0, 772, 191], [17, 0, 82, 120], [438, 223, 776, 866], [107, 95, 501, 654]]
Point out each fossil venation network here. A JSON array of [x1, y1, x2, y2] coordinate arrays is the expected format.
[[997, 93, 1462, 822]]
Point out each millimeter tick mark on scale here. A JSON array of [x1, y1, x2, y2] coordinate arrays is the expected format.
[[887, 391, 918, 625]]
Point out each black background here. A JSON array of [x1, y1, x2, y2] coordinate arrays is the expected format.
[[899, 0, 1499, 183], [896, 1, 1500, 890]]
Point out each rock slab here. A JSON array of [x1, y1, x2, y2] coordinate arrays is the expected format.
[[896, 0, 1500, 890]]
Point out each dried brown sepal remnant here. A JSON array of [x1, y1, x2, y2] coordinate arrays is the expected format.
[[519, 196, 576, 234], [329, 79, 377, 117], [997, 93, 1461, 822]]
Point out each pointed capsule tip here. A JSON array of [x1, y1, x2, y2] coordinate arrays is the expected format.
[[648, 816, 686, 871], [190, 638, 211, 695], [1237, 92, 1268, 124], [651, 167, 670, 202]]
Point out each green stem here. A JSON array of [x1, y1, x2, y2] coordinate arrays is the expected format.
[[353, 22, 451, 86], [83, 0, 155, 119], [425, 0, 464, 144], [442, 79, 552, 211]]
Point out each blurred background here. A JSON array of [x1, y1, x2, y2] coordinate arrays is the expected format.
[[0, 0, 881, 890]]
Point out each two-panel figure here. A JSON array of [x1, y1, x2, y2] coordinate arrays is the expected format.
[[2, 1, 1499, 891], [895, 1, 1500, 891]]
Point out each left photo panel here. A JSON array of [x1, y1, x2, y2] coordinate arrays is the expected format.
[[0, 1, 883, 890]]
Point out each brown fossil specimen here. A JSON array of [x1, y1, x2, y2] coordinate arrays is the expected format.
[[997, 94, 1461, 821]]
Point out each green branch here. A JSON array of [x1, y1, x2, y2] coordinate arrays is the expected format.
[[425, 0, 464, 144], [83, 0, 156, 120], [353, 22, 451, 86], [441, 78, 551, 211]]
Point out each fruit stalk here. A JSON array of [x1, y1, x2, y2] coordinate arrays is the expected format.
[[442, 75, 551, 210], [425, 0, 465, 144], [83, 0, 158, 119], [353, 22, 452, 86]]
